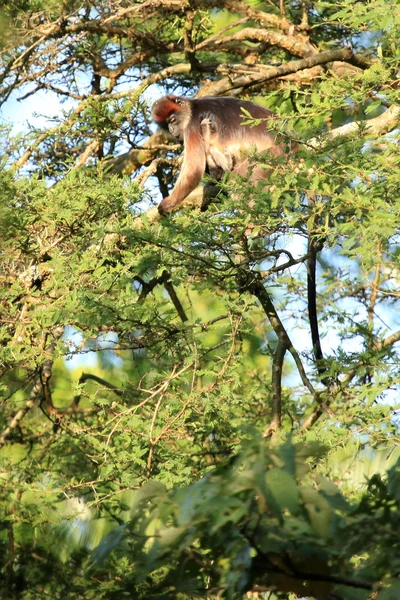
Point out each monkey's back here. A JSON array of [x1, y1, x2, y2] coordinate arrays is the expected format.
[[192, 96, 276, 142]]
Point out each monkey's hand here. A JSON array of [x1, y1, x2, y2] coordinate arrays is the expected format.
[[158, 196, 177, 215]]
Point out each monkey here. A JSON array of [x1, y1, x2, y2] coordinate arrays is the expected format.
[[151, 94, 287, 215], [164, 107, 232, 174]]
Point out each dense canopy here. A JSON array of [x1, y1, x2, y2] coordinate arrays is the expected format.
[[0, 1, 399, 598]]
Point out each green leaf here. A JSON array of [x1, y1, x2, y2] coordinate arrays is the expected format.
[[376, 581, 400, 600], [264, 469, 301, 516], [301, 487, 332, 538], [89, 525, 126, 568]]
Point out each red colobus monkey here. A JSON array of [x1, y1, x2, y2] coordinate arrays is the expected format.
[[151, 94, 286, 214]]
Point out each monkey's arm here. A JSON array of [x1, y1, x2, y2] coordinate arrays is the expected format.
[[158, 126, 206, 214]]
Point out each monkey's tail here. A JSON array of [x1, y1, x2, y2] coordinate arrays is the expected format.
[[307, 241, 329, 385]]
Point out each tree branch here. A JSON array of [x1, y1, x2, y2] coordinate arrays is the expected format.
[[0, 327, 64, 448], [264, 339, 286, 436], [309, 104, 400, 147], [240, 274, 317, 399]]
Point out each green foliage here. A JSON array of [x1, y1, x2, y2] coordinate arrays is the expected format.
[[5, 437, 399, 599], [1, 0, 400, 598]]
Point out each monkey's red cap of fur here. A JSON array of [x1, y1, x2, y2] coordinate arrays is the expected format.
[[152, 94, 183, 123]]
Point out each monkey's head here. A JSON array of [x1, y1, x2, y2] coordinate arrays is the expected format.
[[152, 95, 189, 140]]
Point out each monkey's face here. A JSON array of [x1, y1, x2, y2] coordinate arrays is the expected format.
[[167, 114, 185, 141]]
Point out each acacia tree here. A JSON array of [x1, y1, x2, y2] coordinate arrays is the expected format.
[[0, 1, 400, 598]]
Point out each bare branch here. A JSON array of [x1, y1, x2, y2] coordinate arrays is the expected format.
[[198, 47, 364, 96], [241, 274, 317, 399], [209, 26, 316, 58], [309, 104, 400, 147], [264, 340, 286, 436], [74, 140, 100, 168]]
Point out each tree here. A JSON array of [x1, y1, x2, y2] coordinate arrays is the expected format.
[[0, 0, 399, 598]]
